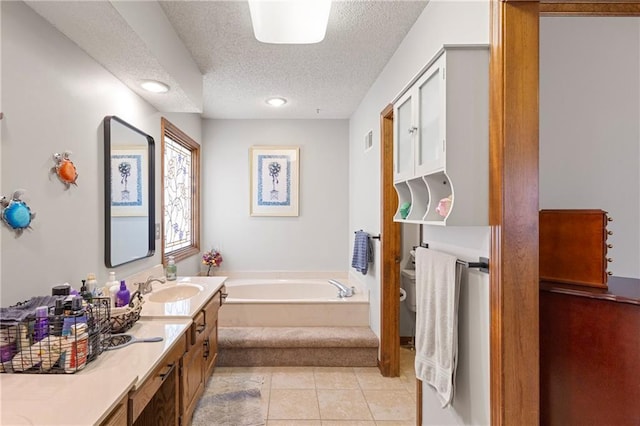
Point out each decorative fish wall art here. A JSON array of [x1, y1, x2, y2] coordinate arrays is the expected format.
[[0, 190, 35, 235], [51, 151, 78, 188]]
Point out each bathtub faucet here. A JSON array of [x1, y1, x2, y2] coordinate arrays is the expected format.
[[328, 279, 355, 298]]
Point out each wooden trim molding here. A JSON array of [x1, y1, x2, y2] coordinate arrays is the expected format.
[[489, 1, 540, 425], [160, 117, 201, 263], [379, 103, 401, 377], [540, 1, 640, 15]]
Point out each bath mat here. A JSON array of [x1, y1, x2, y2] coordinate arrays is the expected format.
[[191, 375, 265, 426]]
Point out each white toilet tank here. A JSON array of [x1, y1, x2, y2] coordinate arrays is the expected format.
[[401, 268, 417, 313]]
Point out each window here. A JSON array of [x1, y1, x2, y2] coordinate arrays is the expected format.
[[161, 118, 200, 262]]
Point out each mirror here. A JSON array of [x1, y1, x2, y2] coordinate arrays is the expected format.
[[104, 116, 155, 267]]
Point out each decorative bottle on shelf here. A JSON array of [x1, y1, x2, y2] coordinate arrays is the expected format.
[[166, 256, 177, 281], [115, 280, 130, 308]]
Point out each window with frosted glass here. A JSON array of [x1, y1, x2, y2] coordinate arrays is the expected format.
[[161, 118, 200, 261]]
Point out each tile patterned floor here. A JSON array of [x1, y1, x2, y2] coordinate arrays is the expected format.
[[212, 347, 417, 426]]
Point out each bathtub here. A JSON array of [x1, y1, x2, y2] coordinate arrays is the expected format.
[[219, 278, 369, 327]]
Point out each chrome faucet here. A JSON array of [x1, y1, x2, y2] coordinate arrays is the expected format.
[[328, 279, 355, 298], [136, 275, 167, 295]]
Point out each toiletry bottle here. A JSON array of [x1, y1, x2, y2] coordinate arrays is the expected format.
[[80, 280, 92, 303], [104, 271, 118, 297], [109, 284, 119, 308], [52, 284, 71, 296], [33, 306, 49, 342], [86, 273, 98, 296], [50, 299, 64, 337], [116, 280, 130, 307], [62, 297, 87, 336], [166, 256, 177, 281]]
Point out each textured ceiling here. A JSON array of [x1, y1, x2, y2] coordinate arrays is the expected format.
[[27, 1, 428, 119]]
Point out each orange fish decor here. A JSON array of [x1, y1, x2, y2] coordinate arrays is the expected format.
[[51, 151, 78, 188]]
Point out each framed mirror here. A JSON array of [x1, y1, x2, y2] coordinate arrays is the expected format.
[[104, 115, 155, 267]]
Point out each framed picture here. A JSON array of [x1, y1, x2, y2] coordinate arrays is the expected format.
[[110, 146, 148, 217], [250, 146, 299, 216]]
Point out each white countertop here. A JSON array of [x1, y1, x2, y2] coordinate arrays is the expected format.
[[0, 318, 191, 425], [0, 276, 226, 425]]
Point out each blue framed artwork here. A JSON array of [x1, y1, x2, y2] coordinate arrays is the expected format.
[[110, 147, 148, 216], [250, 146, 299, 216]]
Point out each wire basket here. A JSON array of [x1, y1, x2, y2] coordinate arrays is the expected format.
[[109, 292, 144, 334], [0, 297, 111, 374]]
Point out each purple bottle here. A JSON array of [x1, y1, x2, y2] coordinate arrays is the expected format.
[[116, 280, 130, 308], [34, 306, 49, 342]]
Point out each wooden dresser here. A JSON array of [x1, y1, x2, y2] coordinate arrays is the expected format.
[[540, 277, 640, 425]]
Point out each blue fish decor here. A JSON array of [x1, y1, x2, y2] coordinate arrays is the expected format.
[[0, 190, 36, 235]]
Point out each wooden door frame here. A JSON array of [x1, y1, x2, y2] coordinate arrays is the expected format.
[[379, 2, 638, 424], [489, 2, 639, 424], [379, 103, 401, 378]]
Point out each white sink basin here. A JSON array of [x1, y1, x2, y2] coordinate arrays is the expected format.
[[148, 284, 203, 303]]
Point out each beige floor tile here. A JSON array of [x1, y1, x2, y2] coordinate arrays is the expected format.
[[269, 389, 320, 419], [314, 370, 360, 389], [374, 421, 416, 426], [321, 421, 377, 425], [317, 389, 373, 421], [267, 421, 322, 426], [362, 390, 416, 421], [271, 369, 316, 389], [354, 371, 407, 390]]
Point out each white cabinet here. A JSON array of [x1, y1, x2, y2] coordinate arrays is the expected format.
[[393, 45, 489, 226]]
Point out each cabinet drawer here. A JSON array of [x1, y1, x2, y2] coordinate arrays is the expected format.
[[539, 209, 611, 288], [204, 291, 221, 335], [100, 395, 127, 426], [129, 335, 185, 423]]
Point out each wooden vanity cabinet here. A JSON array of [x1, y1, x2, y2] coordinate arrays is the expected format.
[[203, 285, 224, 379], [129, 333, 186, 426], [181, 287, 225, 425], [100, 394, 128, 426], [181, 310, 207, 426]]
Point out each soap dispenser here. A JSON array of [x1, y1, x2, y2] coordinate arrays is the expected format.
[[166, 256, 177, 281]]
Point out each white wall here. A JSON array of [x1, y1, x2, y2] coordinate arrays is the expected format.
[[0, 1, 202, 304], [349, 1, 490, 424], [201, 119, 349, 273], [540, 17, 640, 279]]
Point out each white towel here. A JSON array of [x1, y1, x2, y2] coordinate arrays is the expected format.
[[414, 247, 461, 408]]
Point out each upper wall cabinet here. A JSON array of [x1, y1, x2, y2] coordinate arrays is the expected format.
[[393, 45, 489, 226]]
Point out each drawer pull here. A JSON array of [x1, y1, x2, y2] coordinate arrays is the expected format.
[[607, 244, 613, 249], [221, 292, 228, 300], [159, 363, 175, 381], [196, 324, 206, 334], [607, 230, 613, 236], [203, 339, 210, 359]]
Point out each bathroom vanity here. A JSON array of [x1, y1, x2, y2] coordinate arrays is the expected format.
[[0, 275, 227, 426]]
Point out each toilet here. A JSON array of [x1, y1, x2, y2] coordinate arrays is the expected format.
[[401, 267, 417, 313]]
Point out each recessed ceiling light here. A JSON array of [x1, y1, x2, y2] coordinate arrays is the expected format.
[[248, 0, 332, 44], [266, 97, 287, 107], [141, 80, 170, 93]]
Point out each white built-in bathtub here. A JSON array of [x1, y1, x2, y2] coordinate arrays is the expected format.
[[219, 278, 369, 327]]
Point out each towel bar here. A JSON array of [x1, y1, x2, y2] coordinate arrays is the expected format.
[[457, 257, 489, 274], [353, 231, 380, 240]]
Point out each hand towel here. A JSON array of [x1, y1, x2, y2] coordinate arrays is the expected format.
[[351, 231, 372, 275], [414, 247, 461, 408]]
